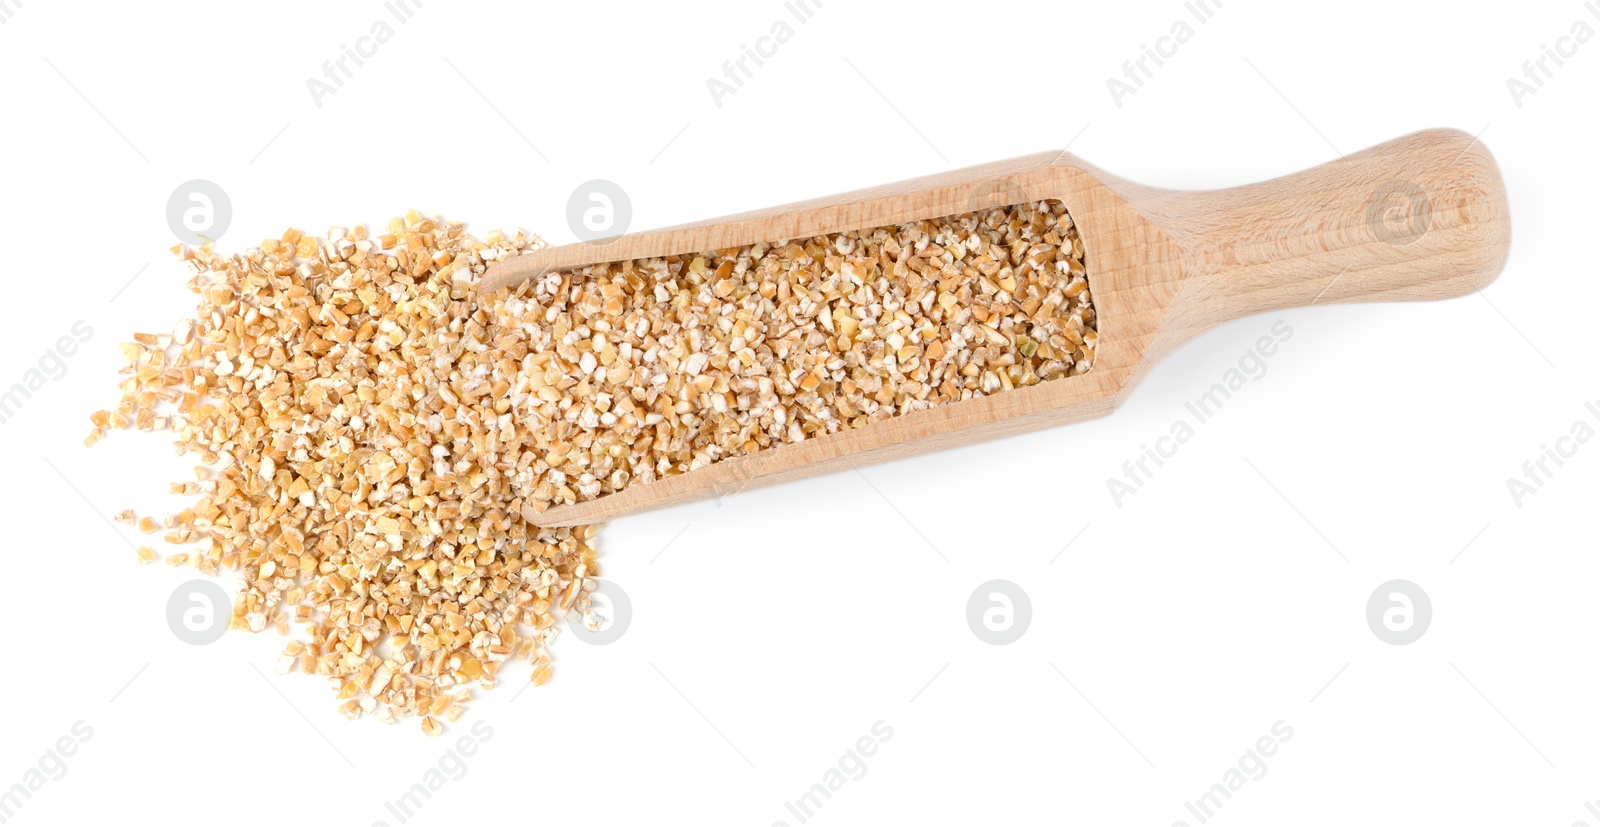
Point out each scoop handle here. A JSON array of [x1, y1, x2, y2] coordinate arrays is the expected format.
[[1152, 129, 1511, 332]]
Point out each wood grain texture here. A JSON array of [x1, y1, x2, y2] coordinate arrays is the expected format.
[[482, 128, 1511, 527]]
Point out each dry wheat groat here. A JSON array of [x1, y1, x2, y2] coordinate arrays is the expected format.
[[91, 199, 1095, 732], [94, 214, 602, 732], [496, 199, 1096, 515]]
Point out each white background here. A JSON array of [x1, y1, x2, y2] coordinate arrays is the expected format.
[[0, 1, 1595, 824]]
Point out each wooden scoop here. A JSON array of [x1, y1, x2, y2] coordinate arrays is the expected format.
[[481, 128, 1510, 527]]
